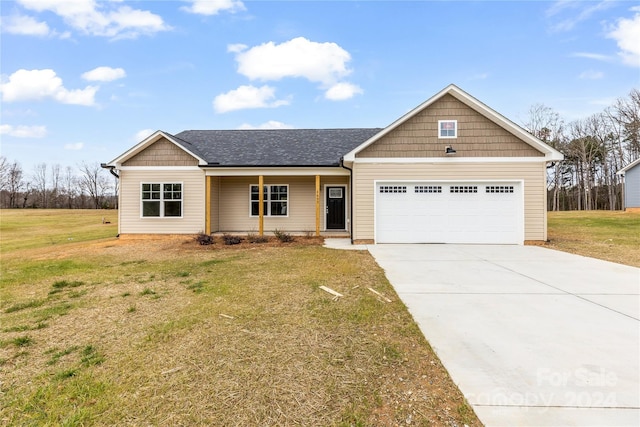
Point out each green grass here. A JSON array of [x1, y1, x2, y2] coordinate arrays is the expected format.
[[0, 209, 117, 253], [548, 211, 640, 267], [0, 209, 480, 426]]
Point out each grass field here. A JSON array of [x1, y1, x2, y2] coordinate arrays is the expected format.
[[0, 210, 479, 426], [547, 210, 640, 267]]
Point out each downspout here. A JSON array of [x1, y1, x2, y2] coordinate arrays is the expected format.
[[100, 163, 120, 179], [340, 157, 354, 244]]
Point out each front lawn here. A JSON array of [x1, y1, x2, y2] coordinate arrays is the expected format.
[[0, 210, 479, 426]]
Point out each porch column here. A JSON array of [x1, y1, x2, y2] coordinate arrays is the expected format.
[[205, 176, 212, 235], [315, 175, 320, 237], [258, 175, 264, 236]]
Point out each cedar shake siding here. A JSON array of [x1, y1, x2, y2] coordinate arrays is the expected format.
[[357, 95, 543, 158], [123, 138, 200, 167], [351, 162, 547, 242]]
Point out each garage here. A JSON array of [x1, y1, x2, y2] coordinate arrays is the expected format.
[[375, 181, 523, 244]]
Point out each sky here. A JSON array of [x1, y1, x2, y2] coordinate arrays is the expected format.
[[1, 0, 639, 173]]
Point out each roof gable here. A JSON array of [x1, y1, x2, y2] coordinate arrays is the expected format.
[[107, 130, 207, 167], [344, 84, 564, 162], [617, 157, 640, 174]]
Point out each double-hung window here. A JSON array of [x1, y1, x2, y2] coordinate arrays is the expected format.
[[438, 120, 457, 138], [250, 185, 288, 216], [141, 183, 182, 217]]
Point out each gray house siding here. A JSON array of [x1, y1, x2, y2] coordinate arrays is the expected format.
[[624, 165, 640, 209]]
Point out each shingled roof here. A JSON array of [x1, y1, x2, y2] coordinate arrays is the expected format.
[[173, 129, 383, 167]]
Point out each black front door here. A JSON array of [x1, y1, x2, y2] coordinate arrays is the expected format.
[[326, 186, 346, 229]]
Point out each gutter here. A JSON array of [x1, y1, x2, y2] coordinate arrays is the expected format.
[[101, 163, 120, 179], [339, 157, 354, 244]]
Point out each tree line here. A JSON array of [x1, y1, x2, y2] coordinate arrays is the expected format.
[[0, 159, 117, 209], [1, 88, 638, 211], [523, 88, 639, 211]]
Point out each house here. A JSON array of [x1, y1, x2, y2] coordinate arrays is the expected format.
[[104, 84, 564, 244], [617, 157, 640, 212]]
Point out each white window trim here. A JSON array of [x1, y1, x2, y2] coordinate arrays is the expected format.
[[249, 184, 289, 218], [438, 120, 458, 139], [140, 182, 183, 219]]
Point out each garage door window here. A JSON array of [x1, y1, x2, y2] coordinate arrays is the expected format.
[[450, 185, 477, 193], [486, 185, 514, 193], [415, 185, 442, 193], [380, 185, 407, 193]]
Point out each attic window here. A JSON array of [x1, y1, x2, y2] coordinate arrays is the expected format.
[[438, 120, 457, 138]]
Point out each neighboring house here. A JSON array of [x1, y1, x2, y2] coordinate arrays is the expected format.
[[617, 158, 640, 212], [104, 84, 564, 244]]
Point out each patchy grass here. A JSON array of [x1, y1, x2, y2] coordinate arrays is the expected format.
[[0, 209, 117, 254], [0, 211, 479, 426], [547, 210, 640, 267]]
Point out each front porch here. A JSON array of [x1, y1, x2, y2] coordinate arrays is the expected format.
[[203, 168, 351, 237]]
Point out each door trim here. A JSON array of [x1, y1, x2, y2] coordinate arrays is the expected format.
[[324, 184, 347, 231]]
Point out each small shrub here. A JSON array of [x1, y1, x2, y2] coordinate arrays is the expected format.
[[247, 232, 269, 243], [273, 228, 294, 243], [196, 232, 215, 245], [223, 234, 242, 245], [140, 288, 156, 296]]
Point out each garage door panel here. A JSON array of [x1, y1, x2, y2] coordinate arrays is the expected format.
[[376, 182, 522, 244]]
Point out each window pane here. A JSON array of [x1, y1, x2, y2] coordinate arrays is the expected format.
[[164, 184, 172, 192], [164, 192, 172, 200], [251, 201, 259, 216], [173, 184, 181, 191], [271, 201, 287, 216], [142, 192, 150, 200], [142, 201, 160, 217], [151, 192, 160, 200], [164, 201, 181, 217], [152, 184, 160, 191], [174, 192, 181, 200], [142, 183, 150, 191]]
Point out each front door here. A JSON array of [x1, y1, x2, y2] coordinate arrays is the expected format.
[[326, 186, 346, 229]]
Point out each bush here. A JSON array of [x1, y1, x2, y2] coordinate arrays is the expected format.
[[273, 229, 294, 243], [196, 232, 215, 245], [223, 234, 242, 245], [247, 232, 270, 243]]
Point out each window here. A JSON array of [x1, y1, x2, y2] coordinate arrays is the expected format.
[[486, 185, 514, 193], [250, 185, 288, 216], [379, 185, 407, 193], [415, 185, 442, 193], [141, 183, 182, 217], [438, 120, 457, 138], [450, 185, 477, 193]]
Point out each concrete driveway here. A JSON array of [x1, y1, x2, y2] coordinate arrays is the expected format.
[[366, 244, 640, 427]]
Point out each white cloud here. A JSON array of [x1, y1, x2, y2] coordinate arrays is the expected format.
[[0, 69, 98, 106], [324, 82, 363, 101], [1, 14, 50, 36], [64, 142, 84, 150], [237, 121, 294, 130], [607, 11, 640, 67], [134, 128, 155, 142], [570, 52, 612, 61], [181, 0, 246, 16], [0, 124, 47, 138], [578, 70, 604, 79], [232, 37, 353, 85], [82, 66, 126, 82], [16, 0, 170, 39], [213, 85, 289, 113], [546, 0, 614, 32]]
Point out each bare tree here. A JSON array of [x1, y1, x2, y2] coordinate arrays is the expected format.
[[33, 162, 48, 208], [50, 163, 61, 208], [6, 161, 26, 208], [78, 162, 111, 209], [522, 104, 566, 211], [62, 166, 77, 208]]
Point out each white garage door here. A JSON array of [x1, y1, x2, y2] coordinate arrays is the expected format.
[[375, 182, 523, 244]]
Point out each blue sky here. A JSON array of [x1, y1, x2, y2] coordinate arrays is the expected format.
[[1, 0, 639, 173]]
